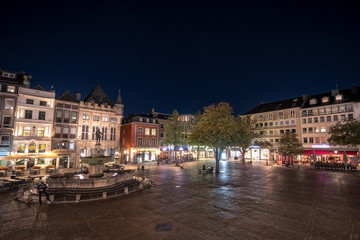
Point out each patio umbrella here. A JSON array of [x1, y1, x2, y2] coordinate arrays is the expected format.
[[343, 151, 348, 171], [313, 150, 316, 167]]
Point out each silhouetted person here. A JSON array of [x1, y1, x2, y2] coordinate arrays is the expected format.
[[37, 181, 50, 205], [202, 164, 206, 170]]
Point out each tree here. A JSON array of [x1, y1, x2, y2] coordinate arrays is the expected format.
[[253, 140, 273, 165], [233, 115, 258, 164], [278, 132, 304, 157], [191, 102, 237, 174], [188, 110, 205, 160], [163, 110, 186, 161], [328, 119, 360, 147]]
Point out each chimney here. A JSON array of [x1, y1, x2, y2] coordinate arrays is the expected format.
[[351, 84, 357, 94], [302, 94, 307, 101], [76, 92, 81, 101]]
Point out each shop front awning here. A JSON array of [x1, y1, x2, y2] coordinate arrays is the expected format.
[[0, 155, 35, 160], [304, 150, 358, 156]]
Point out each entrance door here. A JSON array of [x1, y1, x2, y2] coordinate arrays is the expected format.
[[144, 152, 149, 162], [59, 156, 68, 168]]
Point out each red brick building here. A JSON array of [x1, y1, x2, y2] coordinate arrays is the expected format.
[[120, 114, 159, 163]]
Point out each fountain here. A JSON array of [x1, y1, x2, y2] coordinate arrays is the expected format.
[[16, 129, 152, 204]]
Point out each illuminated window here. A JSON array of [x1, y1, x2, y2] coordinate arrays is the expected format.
[[4, 98, 14, 110], [151, 129, 156, 136], [335, 95, 342, 101], [28, 143, 36, 153], [37, 127, 45, 137], [145, 128, 150, 135], [322, 97, 329, 103], [39, 144, 46, 153], [23, 126, 31, 136], [7, 85, 15, 93], [17, 144, 25, 153], [102, 116, 108, 122]]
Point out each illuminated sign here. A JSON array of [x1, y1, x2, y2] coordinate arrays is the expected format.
[[311, 144, 331, 148]]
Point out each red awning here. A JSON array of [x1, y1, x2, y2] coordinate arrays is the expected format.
[[303, 150, 358, 155]]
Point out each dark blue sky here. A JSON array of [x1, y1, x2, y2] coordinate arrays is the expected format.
[[1, 1, 360, 116]]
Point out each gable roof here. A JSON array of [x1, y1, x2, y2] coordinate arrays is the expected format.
[[244, 97, 304, 115], [57, 90, 78, 102], [83, 85, 113, 105]]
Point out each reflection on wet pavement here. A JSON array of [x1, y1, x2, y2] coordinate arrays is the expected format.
[[1, 160, 360, 240]]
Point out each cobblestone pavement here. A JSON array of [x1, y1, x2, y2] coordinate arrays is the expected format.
[[1, 160, 360, 240]]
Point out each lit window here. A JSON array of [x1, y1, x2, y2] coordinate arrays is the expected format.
[[4, 98, 14, 110], [151, 129, 156, 136], [322, 97, 329, 103], [17, 144, 26, 153], [37, 127, 45, 137], [145, 128, 150, 135], [39, 144, 46, 153], [28, 143, 36, 153], [7, 85, 15, 93], [102, 116, 108, 122], [335, 95, 342, 101], [320, 127, 326, 133]]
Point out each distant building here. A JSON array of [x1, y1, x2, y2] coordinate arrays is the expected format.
[[12, 85, 55, 168], [77, 86, 123, 166], [51, 91, 80, 168], [120, 114, 159, 163], [0, 70, 31, 166]]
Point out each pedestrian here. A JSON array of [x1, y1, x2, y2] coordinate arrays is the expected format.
[[141, 165, 145, 171], [37, 181, 50, 205], [202, 164, 206, 170]]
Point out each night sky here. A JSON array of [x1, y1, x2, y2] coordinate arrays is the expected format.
[[1, 1, 360, 116]]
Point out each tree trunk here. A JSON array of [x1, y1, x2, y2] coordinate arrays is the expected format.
[[215, 148, 220, 174], [197, 146, 200, 161], [241, 148, 246, 164]]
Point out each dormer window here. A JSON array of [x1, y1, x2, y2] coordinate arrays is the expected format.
[[2, 72, 15, 78], [309, 99, 317, 105], [322, 97, 330, 103], [335, 95, 343, 101]]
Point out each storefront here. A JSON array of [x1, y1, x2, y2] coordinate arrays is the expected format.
[[244, 146, 270, 161], [302, 150, 358, 163]]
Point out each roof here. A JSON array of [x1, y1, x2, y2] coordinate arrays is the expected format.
[[83, 85, 113, 105], [0, 70, 31, 86], [302, 87, 360, 109], [115, 90, 123, 105], [34, 84, 45, 91], [57, 90, 79, 102], [244, 97, 304, 115]]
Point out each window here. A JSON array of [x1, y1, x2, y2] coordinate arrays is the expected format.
[[7, 85, 15, 93], [320, 117, 324, 122], [286, 129, 290, 133], [3, 116, 11, 127], [315, 127, 320, 133], [321, 137, 327, 144], [348, 114, 354, 120], [4, 98, 14, 109], [151, 138, 156, 146], [70, 126, 76, 138], [302, 119, 306, 124], [71, 112, 77, 124], [91, 126, 99, 140], [332, 106, 338, 113], [303, 128, 307, 133], [280, 130, 284, 134], [290, 110, 295, 118], [279, 121, 283, 126], [110, 127, 116, 141], [269, 130, 273, 135], [93, 115, 99, 121], [322, 97, 329, 103], [145, 128, 150, 135], [40, 101, 47, 106], [102, 116, 108, 122], [160, 124, 164, 128], [309, 99, 317, 105], [26, 99, 34, 104], [285, 120, 289, 125], [139, 117, 143, 122], [61, 141, 68, 150], [309, 127, 313, 133], [315, 137, 320, 144], [326, 116, 331, 122], [318, 108, 325, 115], [63, 111, 70, 123], [62, 127, 69, 138], [69, 141, 75, 150], [264, 122, 268, 127], [274, 121, 278, 126], [81, 125, 89, 140], [55, 127, 61, 138], [339, 105, 345, 113], [346, 104, 353, 112], [320, 127, 326, 133], [340, 114, 346, 121], [64, 104, 71, 109], [102, 127, 107, 141], [56, 111, 62, 122], [38, 111, 46, 120], [144, 138, 149, 146], [37, 127, 45, 137], [291, 120, 296, 125], [270, 139, 274, 143], [17, 144, 26, 153], [53, 141, 60, 150], [268, 113, 273, 120], [335, 95, 342, 101], [302, 110, 307, 117], [72, 105, 78, 110], [23, 126, 31, 136], [308, 110, 313, 116], [308, 118, 312, 123], [333, 115, 339, 122], [303, 138, 308, 144], [151, 129, 156, 136], [278, 112, 284, 119], [160, 132, 164, 138], [83, 114, 89, 120], [0, 135, 10, 146], [137, 137, 143, 146], [28, 143, 36, 153], [292, 129, 296, 133], [314, 117, 318, 123], [111, 118, 117, 123], [25, 110, 32, 119], [260, 123, 263, 127], [309, 137, 314, 143], [138, 127, 143, 135], [269, 122, 273, 126], [39, 144, 46, 153], [275, 139, 279, 143], [57, 103, 63, 108]]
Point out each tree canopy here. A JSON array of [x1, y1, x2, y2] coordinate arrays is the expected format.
[[278, 132, 303, 156], [163, 110, 186, 159], [191, 102, 237, 173], [188, 110, 205, 160], [328, 119, 360, 147]]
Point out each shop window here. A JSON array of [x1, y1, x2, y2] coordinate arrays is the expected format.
[[39, 144, 46, 153], [28, 143, 36, 153], [17, 144, 26, 153]]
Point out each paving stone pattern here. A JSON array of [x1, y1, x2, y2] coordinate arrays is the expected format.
[[1, 160, 360, 240]]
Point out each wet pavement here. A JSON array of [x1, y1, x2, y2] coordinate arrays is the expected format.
[[1, 160, 360, 240]]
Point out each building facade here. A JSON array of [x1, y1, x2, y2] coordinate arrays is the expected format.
[[77, 86, 123, 167], [12, 85, 55, 168], [120, 114, 160, 163], [51, 91, 80, 168], [0, 70, 31, 166]]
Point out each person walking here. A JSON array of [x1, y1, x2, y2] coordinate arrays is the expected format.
[[37, 181, 50, 205]]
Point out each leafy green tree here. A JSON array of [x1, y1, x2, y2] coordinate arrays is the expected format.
[[234, 115, 258, 164], [278, 132, 303, 156], [163, 110, 186, 161], [328, 119, 360, 147], [192, 102, 237, 174], [188, 110, 205, 160]]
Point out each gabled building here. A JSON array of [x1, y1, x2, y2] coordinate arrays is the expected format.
[[77, 86, 123, 165], [52, 91, 80, 168], [0, 70, 31, 166]]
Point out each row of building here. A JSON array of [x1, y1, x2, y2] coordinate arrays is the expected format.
[[240, 85, 360, 162]]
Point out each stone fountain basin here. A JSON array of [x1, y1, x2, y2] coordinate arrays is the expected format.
[[81, 156, 113, 165]]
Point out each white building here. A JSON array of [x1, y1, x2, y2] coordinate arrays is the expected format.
[[12, 86, 55, 168]]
